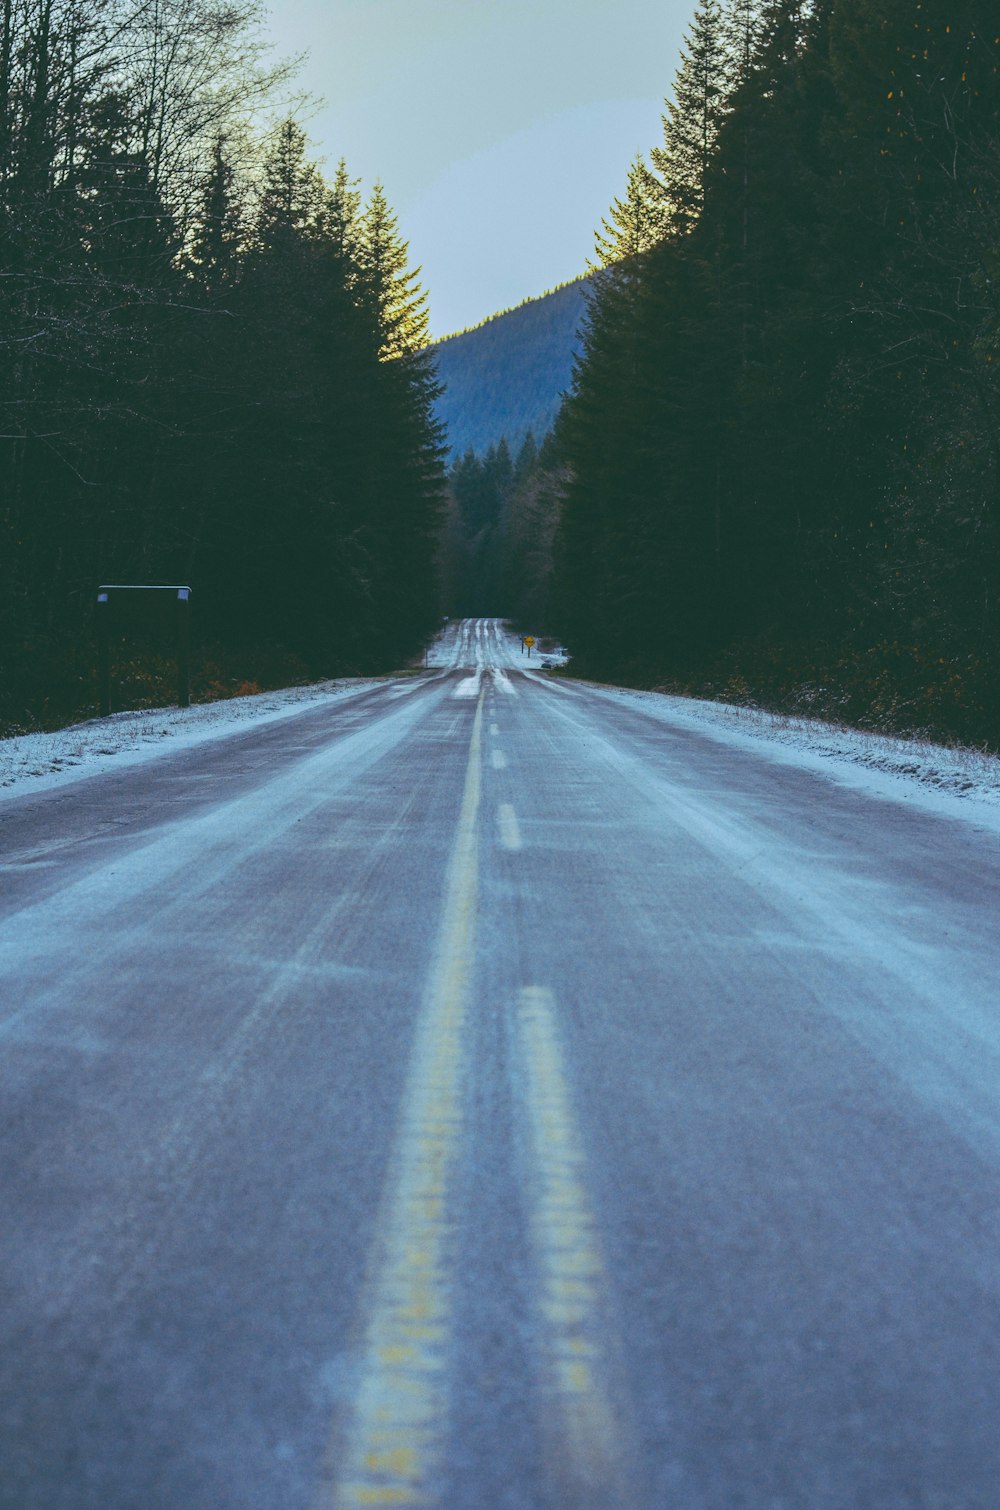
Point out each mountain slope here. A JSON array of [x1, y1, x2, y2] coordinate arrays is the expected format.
[[430, 277, 590, 458]]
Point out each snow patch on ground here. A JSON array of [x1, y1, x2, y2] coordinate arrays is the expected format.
[[0, 678, 384, 801], [587, 683, 1000, 831]]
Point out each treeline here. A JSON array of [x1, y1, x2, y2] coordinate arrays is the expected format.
[[1, 0, 443, 732], [440, 434, 566, 628], [556, 0, 1000, 743]]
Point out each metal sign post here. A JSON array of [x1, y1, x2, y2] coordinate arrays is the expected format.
[[96, 591, 112, 716], [176, 589, 191, 708]]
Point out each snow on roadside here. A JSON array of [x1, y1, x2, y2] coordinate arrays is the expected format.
[[586, 682, 1000, 831], [0, 678, 384, 801], [7, 646, 1000, 834]]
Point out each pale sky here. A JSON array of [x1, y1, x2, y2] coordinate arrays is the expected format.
[[262, 0, 691, 337]]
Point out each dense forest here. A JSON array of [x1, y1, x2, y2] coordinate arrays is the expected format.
[[553, 0, 1000, 744], [6, 0, 1000, 747], [439, 433, 567, 626], [0, 0, 443, 733]]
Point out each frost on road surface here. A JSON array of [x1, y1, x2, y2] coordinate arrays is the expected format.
[[3, 618, 1000, 1509], [4, 614, 1000, 817], [427, 616, 528, 669]]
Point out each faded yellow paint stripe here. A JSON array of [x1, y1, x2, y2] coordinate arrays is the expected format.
[[318, 691, 485, 1509], [516, 986, 635, 1507]]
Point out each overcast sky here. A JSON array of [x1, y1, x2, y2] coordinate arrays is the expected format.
[[262, 0, 691, 337]]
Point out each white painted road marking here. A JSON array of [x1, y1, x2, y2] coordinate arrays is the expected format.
[[515, 987, 635, 1508], [497, 804, 522, 852], [491, 750, 508, 771]]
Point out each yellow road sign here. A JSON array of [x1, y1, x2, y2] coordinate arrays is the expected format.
[[524, 636, 535, 648]]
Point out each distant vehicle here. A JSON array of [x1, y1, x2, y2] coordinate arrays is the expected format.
[[540, 659, 554, 669]]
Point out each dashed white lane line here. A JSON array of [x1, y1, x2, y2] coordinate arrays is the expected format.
[[491, 750, 508, 771], [489, 724, 500, 738], [497, 803, 522, 852], [321, 688, 486, 1508], [515, 987, 636, 1508]]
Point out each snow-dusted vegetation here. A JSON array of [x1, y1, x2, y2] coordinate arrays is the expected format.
[[0, 680, 382, 799], [6, 654, 1000, 830], [592, 686, 1000, 826]]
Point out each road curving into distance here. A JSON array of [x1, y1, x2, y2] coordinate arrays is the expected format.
[[2, 619, 1000, 1508]]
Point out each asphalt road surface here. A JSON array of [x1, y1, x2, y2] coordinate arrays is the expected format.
[[3, 619, 1000, 1508]]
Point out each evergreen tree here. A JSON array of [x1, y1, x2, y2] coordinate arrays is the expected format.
[[724, 0, 762, 84], [514, 431, 538, 482], [592, 153, 665, 266], [190, 134, 242, 290], [650, 0, 730, 234], [256, 116, 325, 250], [357, 181, 429, 359], [323, 157, 362, 264]]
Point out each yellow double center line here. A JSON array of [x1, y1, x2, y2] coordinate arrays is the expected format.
[[323, 690, 485, 1508], [322, 689, 632, 1506]]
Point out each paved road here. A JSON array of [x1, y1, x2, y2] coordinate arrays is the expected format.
[[3, 620, 1000, 1508]]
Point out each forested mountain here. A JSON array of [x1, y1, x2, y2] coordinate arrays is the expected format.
[[553, 0, 1000, 746], [431, 279, 589, 458], [0, 0, 444, 733]]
